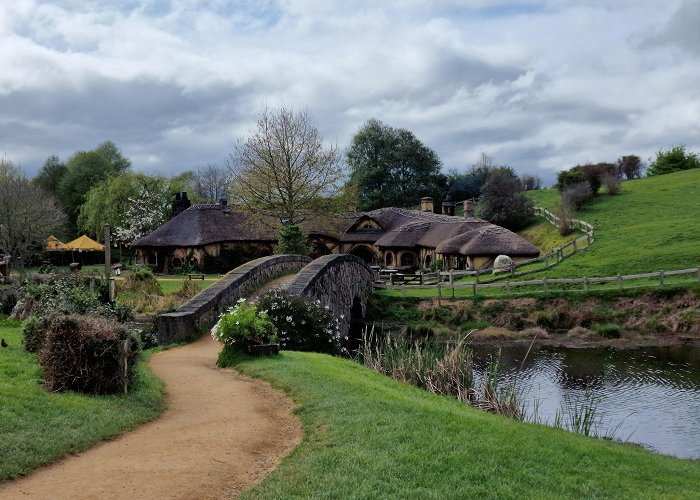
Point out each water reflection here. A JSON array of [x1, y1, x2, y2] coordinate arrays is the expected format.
[[470, 345, 700, 459]]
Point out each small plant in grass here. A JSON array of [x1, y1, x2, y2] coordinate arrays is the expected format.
[[211, 298, 277, 350], [257, 289, 342, 355]]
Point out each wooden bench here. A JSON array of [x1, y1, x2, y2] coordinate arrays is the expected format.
[[187, 273, 205, 280]]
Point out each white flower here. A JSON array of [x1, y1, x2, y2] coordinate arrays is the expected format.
[[340, 314, 345, 319], [237, 297, 246, 303], [286, 315, 293, 322], [235, 321, 240, 325]]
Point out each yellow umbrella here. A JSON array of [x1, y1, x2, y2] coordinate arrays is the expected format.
[[63, 235, 106, 252], [46, 235, 66, 252]]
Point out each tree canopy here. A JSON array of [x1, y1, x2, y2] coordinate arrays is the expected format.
[[0, 158, 66, 274], [476, 167, 533, 231], [34, 154, 67, 195], [228, 106, 344, 225], [347, 119, 446, 211], [58, 141, 132, 228], [647, 145, 700, 176]]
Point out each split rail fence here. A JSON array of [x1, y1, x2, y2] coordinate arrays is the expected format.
[[375, 268, 700, 300]]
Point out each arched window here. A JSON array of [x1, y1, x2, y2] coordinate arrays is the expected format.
[[385, 252, 394, 267]]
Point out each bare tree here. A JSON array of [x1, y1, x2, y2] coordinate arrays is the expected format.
[[521, 174, 542, 191], [195, 164, 230, 203], [0, 159, 67, 277], [228, 106, 343, 225]]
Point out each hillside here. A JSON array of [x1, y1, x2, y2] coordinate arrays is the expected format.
[[524, 169, 700, 278]]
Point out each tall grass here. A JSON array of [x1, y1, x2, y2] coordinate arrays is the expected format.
[[360, 326, 521, 418]]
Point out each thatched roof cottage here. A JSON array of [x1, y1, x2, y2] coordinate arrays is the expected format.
[[132, 196, 539, 273]]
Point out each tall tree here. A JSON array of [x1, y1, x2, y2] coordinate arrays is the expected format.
[[0, 159, 66, 276], [616, 155, 643, 180], [447, 154, 498, 202], [347, 118, 446, 210], [58, 142, 131, 229], [228, 106, 343, 225], [34, 154, 67, 195], [194, 164, 229, 203], [476, 167, 533, 231]]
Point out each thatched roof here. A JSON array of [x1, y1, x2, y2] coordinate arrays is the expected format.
[[435, 225, 539, 257], [132, 205, 278, 247]]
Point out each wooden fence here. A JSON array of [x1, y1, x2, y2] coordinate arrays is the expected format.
[[375, 268, 700, 300]]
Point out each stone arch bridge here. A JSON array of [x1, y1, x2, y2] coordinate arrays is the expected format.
[[157, 254, 375, 344]]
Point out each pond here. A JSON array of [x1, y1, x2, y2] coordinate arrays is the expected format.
[[470, 344, 700, 460]]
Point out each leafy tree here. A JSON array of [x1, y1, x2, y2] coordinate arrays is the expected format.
[[347, 118, 446, 211], [557, 169, 587, 192], [647, 145, 700, 176], [476, 167, 533, 230], [34, 155, 67, 195], [79, 172, 196, 244], [228, 106, 343, 225], [616, 155, 644, 180], [59, 142, 131, 229], [276, 225, 310, 256], [0, 159, 66, 276], [521, 174, 542, 191]]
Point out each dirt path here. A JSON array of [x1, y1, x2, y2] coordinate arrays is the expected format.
[[0, 335, 302, 499]]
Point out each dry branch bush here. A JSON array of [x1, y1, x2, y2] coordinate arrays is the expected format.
[[39, 315, 139, 394]]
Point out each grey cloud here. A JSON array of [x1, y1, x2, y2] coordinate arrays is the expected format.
[[645, 0, 700, 55]]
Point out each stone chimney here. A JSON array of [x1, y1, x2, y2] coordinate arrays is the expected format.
[[420, 197, 434, 212], [464, 199, 475, 218], [171, 192, 192, 218], [219, 198, 230, 213], [442, 194, 455, 216]]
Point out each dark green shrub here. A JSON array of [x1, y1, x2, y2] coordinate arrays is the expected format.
[[276, 225, 310, 256], [121, 269, 162, 295], [591, 322, 621, 339], [557, 169, 587, 191], [38, 315, 140, 394], [22, 315, 50, 352], [257, 290, 341, 354], [422, 305, 451, 322], [404, 322, 435, 338]]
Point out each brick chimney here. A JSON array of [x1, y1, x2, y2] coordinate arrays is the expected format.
[[464, 199, 475, 218], [442, 194, 455, 216], [420, 197, 434, 212]]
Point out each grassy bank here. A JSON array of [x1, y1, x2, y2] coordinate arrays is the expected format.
[[229, 351, 700, 498], [524, 169, 700, 278], [0, 319, 167, 481]]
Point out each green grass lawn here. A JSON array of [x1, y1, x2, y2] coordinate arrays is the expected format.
[[230, 351, 700, 499], [525, 169, 700, 278], [0, 319, 166, 481]]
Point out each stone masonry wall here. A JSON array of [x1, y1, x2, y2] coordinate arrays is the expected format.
[[157, 254, 312, 343], [285, 254, 374, 339]]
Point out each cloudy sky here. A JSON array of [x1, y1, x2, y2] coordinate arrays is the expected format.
[[1, 0, 699, 185]]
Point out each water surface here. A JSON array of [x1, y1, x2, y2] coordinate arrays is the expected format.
[[471, 345, 700, 459]]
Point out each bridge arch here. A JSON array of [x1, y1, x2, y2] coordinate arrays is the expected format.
[[285, 254, 374, 347]]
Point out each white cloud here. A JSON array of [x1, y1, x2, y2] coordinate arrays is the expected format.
[[0, 0, 697, 187]]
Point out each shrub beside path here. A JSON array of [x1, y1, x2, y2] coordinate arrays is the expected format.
[[0, 334, 302, 499]]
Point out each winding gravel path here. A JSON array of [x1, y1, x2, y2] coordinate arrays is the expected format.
[[0, 334, 302, 499]]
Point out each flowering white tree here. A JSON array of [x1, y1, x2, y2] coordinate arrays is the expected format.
[[115, 189, 168, 246]]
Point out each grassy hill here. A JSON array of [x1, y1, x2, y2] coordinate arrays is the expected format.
[[231, 351, 700, 499], [524, 169, 700, 278]]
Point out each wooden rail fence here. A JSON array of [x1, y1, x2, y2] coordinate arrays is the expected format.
[[375, 268, 700, 300]]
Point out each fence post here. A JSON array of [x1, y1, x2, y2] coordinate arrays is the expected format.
[[449, 269, 453, 285], [544, 254, 549, 268], [510, 263, 514, 276], [472, 282, 477, 297], [583, 277, 588, 293], [476, 269, 480, 284], [659, 270, 665, 287], [543, 278, 548, 293], [587, 233, 591, 246], [390, 273, 394, 286], [402, 283, 406, 297], [573, 239, 577, 253], [420, 272, 424, 286], [437, 281, 442, 306], [697, 268, 700, 283], [617, 274, 622, 291]]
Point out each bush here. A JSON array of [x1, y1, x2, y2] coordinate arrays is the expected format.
[[211, 298, 277, 348], [647, 145, 700, 176], [561, 182, 593, 210], [557, 169, 587, 191], [22, 315, 50, 352], [38, 315, 139, 394], [276, 225, 311, 256], [121, 269, 162, 295], [602, 174, 622, 195], [257, 289, 342, 354], [554, 199, 574, 236], [591, 322, 621, 339]]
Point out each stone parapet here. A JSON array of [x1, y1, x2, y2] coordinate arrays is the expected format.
[[157, 254, 312, 343]]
